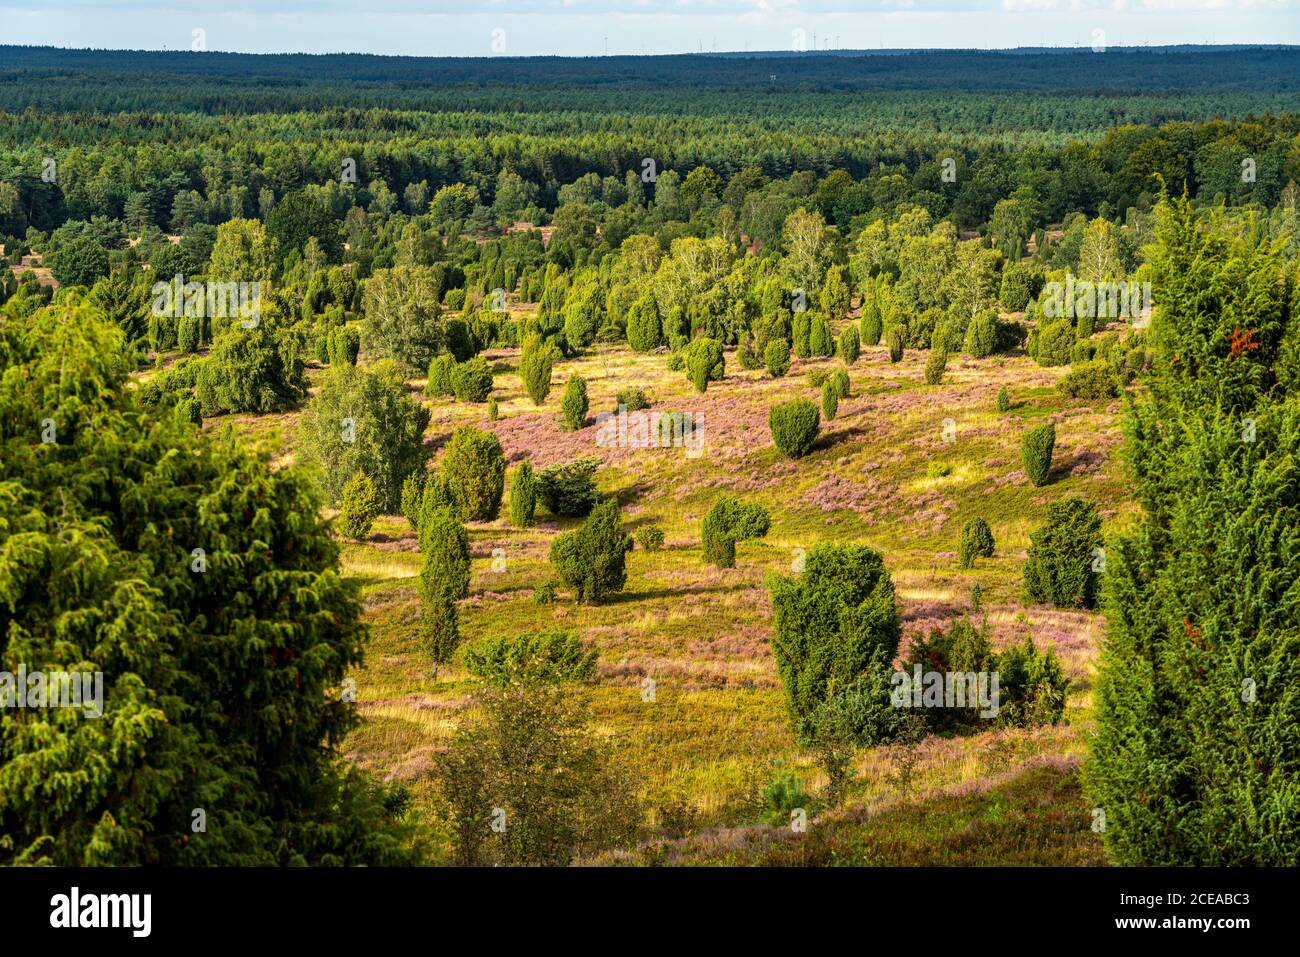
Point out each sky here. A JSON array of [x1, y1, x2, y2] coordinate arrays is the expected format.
[[1, 1, 1298, 56]]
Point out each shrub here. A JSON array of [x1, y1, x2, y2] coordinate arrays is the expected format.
[[400, 471, 424, 531], [635, 524, 665, 551], [898, 618, 996, 734], [1000, 262, 1040, 311], [769, 398, 820, 459], [995, 385, 1011, 412], [451, 356, 493, 402], [427, 354, 456, 396], [509, 461, 537, 528], [488, 396, 499, 420], [195, 316, 307, 415], [419, 505, 469, 671], [767, 543, 900, 742], [616, 387, 650, 412], [957, 517, 995, 569], [860, 299, 883, 346], [821, 379, 839, 421], [327, 325, 360, 367], [1023, 496, 1102, 608], [832, 368, 850, 399], [1058, 359, 1120, 399], [625, 291, 662, 352], [964, 308, 998, 358], [560, 373, 589, 430], [821, 265, 851, 321], [314, 334, 330, 364], [537, 458, 600, 517], [762, 770, 811, 827], [764, 337, 791, 377], [737, 332, 762, 370], [806, 368, 829, 389], [886, 326, 904, 363], [924, 343, 948, 385], [1031, 319, 1074, 367], [970, 582, 982, 612], [177, 315, 200, 353], [519, 334, 555, 405], [440, 425, 507, 521], [532, 581, 557, 605], [685, 337, 724, 393], [701, 496, 771, 568], [665, 350, 684, 372], [809, 314, 833, 357], [995, 637, 1069, 729], [838, 326, 861, 364], [462, 630, 598, 686], [792, 311, 811, 357], [810, 653, 906, 749], [298, 360, 430, 512], [1075, 311, 1095, 340], [435, 683, 641, 866], [1021, 423, 1056, 486], [549, 499, 633, 603], [336, 470, 380, 540], [177, 397, 202, 427]]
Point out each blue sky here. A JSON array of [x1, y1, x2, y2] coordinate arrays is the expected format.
[[2, 1, 1298, 56]]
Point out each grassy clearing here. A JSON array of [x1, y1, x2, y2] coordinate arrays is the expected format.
[[200, 322, 1129, 864]]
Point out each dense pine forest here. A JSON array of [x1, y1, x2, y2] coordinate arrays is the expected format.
[[1, 45, 1298, 868]]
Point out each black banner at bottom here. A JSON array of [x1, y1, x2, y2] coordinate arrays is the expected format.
[[1, 865, 1288, 944]]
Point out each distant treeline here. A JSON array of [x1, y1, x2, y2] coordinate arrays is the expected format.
[[1, 45, 1300, 130]]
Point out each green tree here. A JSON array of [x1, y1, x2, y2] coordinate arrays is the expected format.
[[769, 398, 820, 459], [194, 309, 307, 415], [435, 683, 641, 866], [821, 379, 839, 421], [957, 517, 995, 569], [685, 337, 724, 393], [336, 470, 380, 540], [560, 373, 589, 431], [0, 294, 410, 865], [701, 496, 771, 568], [51, 235, 109, 287], [509, 461, 537, 528], [266, 190, 341, 265], [767, 543, 901, 742], [1023, 497, 1102, 607], [1021, 423, 1056, 486], [297, 360, 430, 512], [764, 337, 791, 377], [625, 291, 662, 352], [361, 265, 445, 371], [440, 425, 506, 522], [838, 326, 861, 364], [451, 356, 493, 403], [549, 499, 632, 603], [819, 265, 850, 322], [207, 217, 275, 284], [1088, 198, 1300, 864], [519, 334, 556, 406]]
